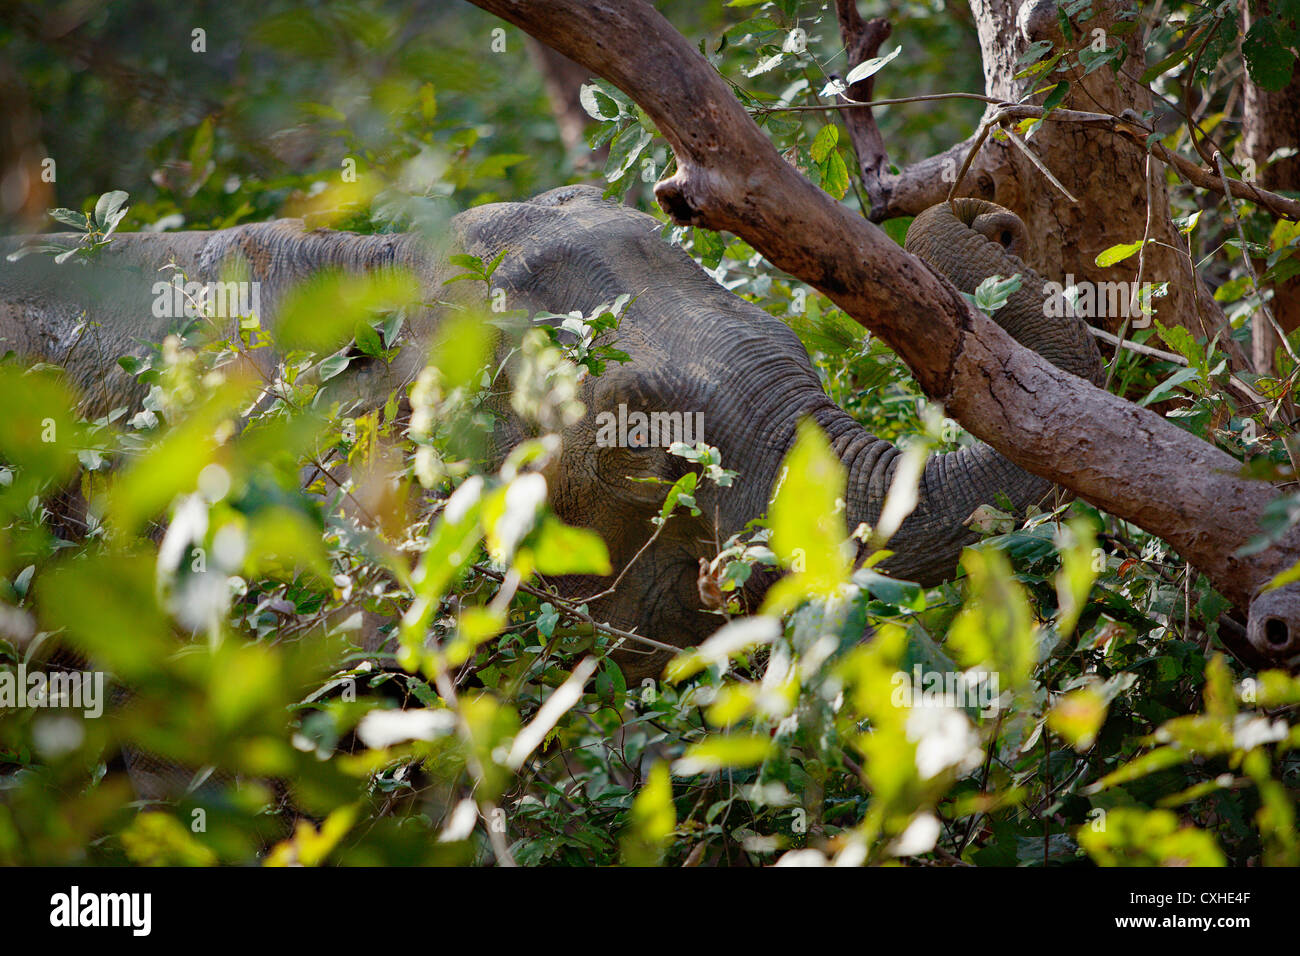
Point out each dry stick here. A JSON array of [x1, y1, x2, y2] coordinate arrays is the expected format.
[[1105, 151, 1157, 391], [577, 515, 668, 605], [1001, 125, 1077, 204], [1184, 18, 1223, 171], [1090, 326, 1181, 363], [1145, 135, 1300, 221], [944, 102, 1120, 204], [756, 91, 1001, 113], [946, 118, 995, 203], [761, 96, 1300, 221], [473, 564, 682, 656], [1088, 325, 1268, 408]]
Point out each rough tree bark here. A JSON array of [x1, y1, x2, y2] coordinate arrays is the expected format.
[[465, 0, 1300, 659], [1242, 0, 1300, 374], [838, 0, 1243, 360]]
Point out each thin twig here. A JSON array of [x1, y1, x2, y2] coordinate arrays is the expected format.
[[1089, 325, 1267, 407], [1105, 151, 1157, 390], [578, 516, 669, 605], [756, 94, 1300, 220], [1214, 150, 1296, 366], [1001, 124, 1077, 204], [947, 118, 994, 203], [474, 564, 682, 656]]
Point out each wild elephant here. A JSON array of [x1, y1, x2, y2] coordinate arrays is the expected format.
[[5, 185, 1292, 681]]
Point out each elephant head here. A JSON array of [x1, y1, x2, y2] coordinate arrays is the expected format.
[[0, 187, 1105, 682], [453, 186, 1105, 681]]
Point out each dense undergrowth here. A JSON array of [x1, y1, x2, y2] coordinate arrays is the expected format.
[[1, 0, 1299, 866]]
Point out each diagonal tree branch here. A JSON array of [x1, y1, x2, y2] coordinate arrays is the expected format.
[[467, 0, 1300, 648]]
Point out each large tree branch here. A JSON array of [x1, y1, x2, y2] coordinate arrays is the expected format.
[[468, 0, 1300, 652]]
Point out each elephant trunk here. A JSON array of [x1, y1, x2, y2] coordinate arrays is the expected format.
[[904, 198, 1105, 385], [831, 198, 1105, 584]]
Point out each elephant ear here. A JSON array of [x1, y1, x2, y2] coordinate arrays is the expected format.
[[904, 199, 1104, 385]]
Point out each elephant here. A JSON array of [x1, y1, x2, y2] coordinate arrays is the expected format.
[[1, 185, 1111, 684], [453, 187, 1105, 680]]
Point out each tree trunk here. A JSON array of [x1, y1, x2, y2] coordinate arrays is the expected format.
[[1242, 1, 1300, 374], [967, 0, 1237, 352]]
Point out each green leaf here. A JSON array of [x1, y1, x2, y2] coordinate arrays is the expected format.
[[1243, 19, 1296, 92], [1095, 240, 1145, 267], [39, 555, 173, 680], [1041, 80, 1069, 112], [666, 616, 780, 681], [1154, 320, 1205, 372], [245, 506, 332, 583], [1137, 365, 1201, 407], [1078, 808, 1225, 867], [880, 216, 913, 246], [674, 734, 775, 774], [398, 480, 485, 671], [657, 471, 699, 523], [318, 354, 351, 381], [278, 270, 421, 352], [430, 312, 496, 391], [605, 124, 652, 184], [692, 227, 725, 270], [353, 320, 384, 359], [843, 45, 902, 86], [0, 366, 83, 490], [1267, 558, 1300, 591], [93, 190, 130, 231], [809, 124, 839, 164], [1053, 517, 1098, 637], [620, 762, 675, 866], [1140, 44, 1194, 85], [971, 273, 1022, 313], [49, 208, 89, 230], [5, 243, 71, 262], [108, 378, 254, 533], [524, 517, 612, 576], [579, 83, 623, 121], [746, 53, 784, 77], [761, 419, 851, 614], [820, 149, 850, 200], [1016, 39, 1054, 67], [1048, 686, 1107, 750], [947, 546, 1036, 691]]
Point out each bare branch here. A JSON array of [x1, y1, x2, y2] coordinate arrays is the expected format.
[[830, 6, 996, 220]]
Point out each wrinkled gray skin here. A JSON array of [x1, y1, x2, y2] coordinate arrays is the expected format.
[[455, 188, 1104, 679], [1, 186, 1105, 682]]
